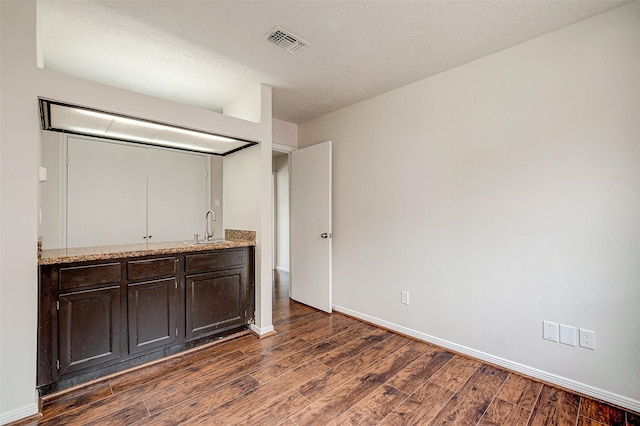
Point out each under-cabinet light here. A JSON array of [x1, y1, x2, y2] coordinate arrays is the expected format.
[[39, 98, 258, 156]]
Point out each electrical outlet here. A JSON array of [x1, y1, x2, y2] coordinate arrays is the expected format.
[[543, 321, 559, 342], [401, 291, 409, 305], [579, 329, 595, 350]]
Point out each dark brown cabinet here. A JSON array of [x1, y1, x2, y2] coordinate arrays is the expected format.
[[127, 278, 178, 355], [58, 286, 121, 375], [185, 269, 246, 340], [38, 246, 254, 395]]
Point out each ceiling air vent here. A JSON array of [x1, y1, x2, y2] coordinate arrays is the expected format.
[[264, 26, 309, 54]]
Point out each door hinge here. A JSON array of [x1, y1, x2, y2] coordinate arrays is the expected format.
[[65, 155, 69, 166], [175, 281, 178, 289], [56, 360, 60, 370], [175, 328, 178, 337], [56, 301, 59, 310]]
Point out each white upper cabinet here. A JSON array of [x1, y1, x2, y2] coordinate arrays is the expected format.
[[65, 136, 209, 248]]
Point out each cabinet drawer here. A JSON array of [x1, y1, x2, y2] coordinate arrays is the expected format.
[[127, 257, 176, 281], [59, 263, 121, 291], [185, 250, 246, 273]]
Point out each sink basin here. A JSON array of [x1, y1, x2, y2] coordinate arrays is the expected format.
[[183, 239, 231, 246]]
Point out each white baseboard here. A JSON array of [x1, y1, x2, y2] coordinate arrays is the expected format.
[[249, 323, 275, 337], [0, 403, 39, 425], [333, 304, 640, 414]]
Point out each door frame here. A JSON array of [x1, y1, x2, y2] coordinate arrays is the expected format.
[[272, 143, 296, 297]]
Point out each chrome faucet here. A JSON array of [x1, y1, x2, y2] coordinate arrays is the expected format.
[[205, 210, 216, 241]]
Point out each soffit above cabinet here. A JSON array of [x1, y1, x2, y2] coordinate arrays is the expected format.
[[39, 98, 258, 156]]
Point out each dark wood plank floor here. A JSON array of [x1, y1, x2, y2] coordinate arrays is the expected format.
[[12, 270, 639, 425]]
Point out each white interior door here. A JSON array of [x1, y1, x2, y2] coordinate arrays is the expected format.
[[67, 137, 147, 247], [290, 141, 332, 313]]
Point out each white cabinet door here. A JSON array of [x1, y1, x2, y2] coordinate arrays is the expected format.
[[147, 149, 208, 242], [67, 138, 147, 247]]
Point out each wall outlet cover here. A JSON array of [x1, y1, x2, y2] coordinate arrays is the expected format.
[[401, 291, 409, 305], [579, 329, 596, 350], [543, 321, 559, 342], [559, 324, 577, 346]]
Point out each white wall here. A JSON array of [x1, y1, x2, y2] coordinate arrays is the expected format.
[[224, 146, 261, 232], [1, 3, 40, 423], [0, 3, 273, 422], [273, 155, 290, 271], [210, 155, 224, 236], [223, 84, 274, 336], [299, 3, 640, 411], [273, 118, 298, 148], [39, 131, 62, 248]]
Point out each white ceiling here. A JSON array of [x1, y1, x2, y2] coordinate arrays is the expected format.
[[37, 1, 629, 125]]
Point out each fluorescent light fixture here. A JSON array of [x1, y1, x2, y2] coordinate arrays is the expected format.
[[39, 98, 258, 155]]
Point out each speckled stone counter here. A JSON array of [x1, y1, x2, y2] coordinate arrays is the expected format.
[[39, 239, 255, 265]]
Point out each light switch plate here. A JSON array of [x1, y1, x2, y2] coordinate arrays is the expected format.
[[559, 324, 576, 346], [543, 321, 559, 342]]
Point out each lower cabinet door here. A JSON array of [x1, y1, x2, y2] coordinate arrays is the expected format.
[[58, 286, 120, 376], [127, 278, 178, 355], [185, 268, 246, 340]]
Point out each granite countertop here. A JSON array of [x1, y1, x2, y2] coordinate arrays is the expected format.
[[39, 239, 255, 265]]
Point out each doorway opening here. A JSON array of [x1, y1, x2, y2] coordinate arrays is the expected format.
[[272, 147, 292, 279]]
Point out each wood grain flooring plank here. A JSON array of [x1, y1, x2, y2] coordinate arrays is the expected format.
[[108, 338, 254, 394], [316, 328, 393, 368], [237, 332, 300, 355], [478, 398, 531, 426], [243, 337, 311, 362], [428, 354, 481, 392], [142, 352, 260, 413], [274, 312, 338, 336], [386, 348, 453, 394], [99, 350, 252, 416], [428, 364, 509, 426], [296, 333, 410, 402], [133, 374, 260, 426], [83, 401, 149, 425], [495, 373, 542, 410], [579, 397, 626, 426], [528, 384, 581, 426], [290, 340, 426, 425], [181, 360, 330, 426], [4, 415, 43, 426], [330, 385, 409, 426], [39, 382, 113, 420], [577, 417, 608, 426], [378, 381, 454, 426], [230, 390, 309, 425], [294, 314, 356, 344], [37, 392, 150, 426], [249, 322, 376, 384]]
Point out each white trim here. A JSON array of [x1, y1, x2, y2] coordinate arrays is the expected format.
[[272, 143, 296, 153], [0, 403, 39, 425], [275, 267, 290, 273], [249, 323, 275, 336], [333, 304, 640, 414]]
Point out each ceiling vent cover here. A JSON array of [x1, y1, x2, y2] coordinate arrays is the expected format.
[[265, 26, 309, 54]]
